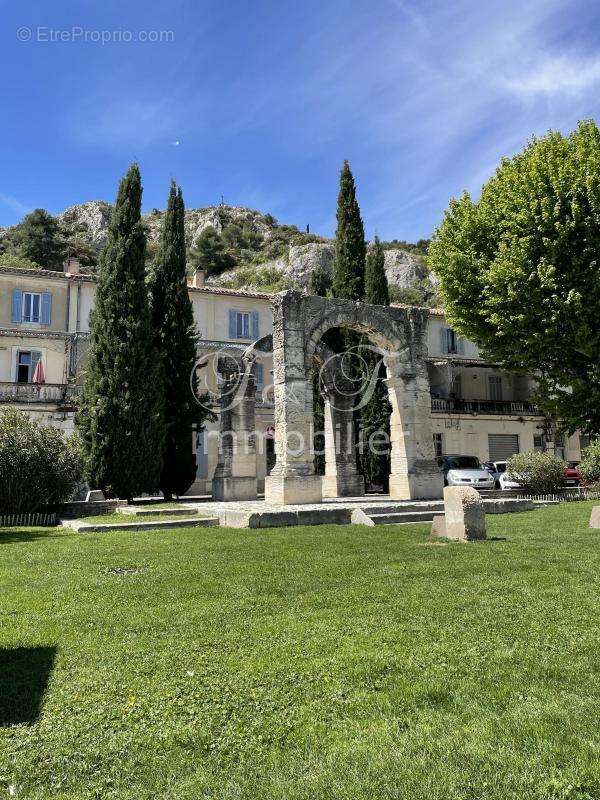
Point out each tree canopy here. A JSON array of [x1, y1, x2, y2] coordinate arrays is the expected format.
[[429, 120, 600, 435]]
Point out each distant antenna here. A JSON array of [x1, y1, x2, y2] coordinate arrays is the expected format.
[[306, 223, 310, 233], [220, 195, 225, 206]]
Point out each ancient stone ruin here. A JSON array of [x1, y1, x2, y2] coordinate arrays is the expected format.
[[432, 486, 487, 541]]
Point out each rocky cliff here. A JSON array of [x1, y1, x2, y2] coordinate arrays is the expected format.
[[55, 200, 434, 295]]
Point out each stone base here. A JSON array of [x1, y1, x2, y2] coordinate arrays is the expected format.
[[322, 473, 365, 498], [389, 472, 443, 501], [212, 476, 258, 502], [590, 506, 600, 529], [264, 475, 323, 505]]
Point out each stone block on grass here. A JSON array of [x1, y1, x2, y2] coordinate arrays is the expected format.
[[589, 506, 600, 529], [441, 486, 486, 541]]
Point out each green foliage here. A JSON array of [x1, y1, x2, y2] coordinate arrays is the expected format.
[[506, 450, 565, 493], [77, 164, 165, 500], [8, 208, 66, 270], [188, 226, 235, 277], [579, 439, 600, 484], [0, 252, 41, 270], [220, 264, 292, 293], [309, 263, 332, 297], [429, 120, 600, 435], [381, 238, 430, 256], [364, 236, 389, 306], [388, 280, 440, 307], [332, 161, 366, 301], [0, 408, 82, 512], [149, 181, 211, 499]]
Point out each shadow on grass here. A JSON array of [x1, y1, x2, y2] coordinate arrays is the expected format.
[[0, 646, 56, 725], [0, 528, 51, 544]]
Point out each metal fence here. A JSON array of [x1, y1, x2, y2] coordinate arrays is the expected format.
[[0, 512, 57, 527]]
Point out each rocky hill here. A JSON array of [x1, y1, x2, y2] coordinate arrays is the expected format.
[[13, 200, 436, 301]]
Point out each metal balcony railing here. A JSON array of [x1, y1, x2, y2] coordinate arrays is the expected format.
[[0, 382, 71, 404], [431, 397, 542, 416]]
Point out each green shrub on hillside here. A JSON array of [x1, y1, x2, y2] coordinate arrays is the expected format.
[[506, 451, 565, 493], [0, 408, 83, 512], [0, 253, 42, 270]]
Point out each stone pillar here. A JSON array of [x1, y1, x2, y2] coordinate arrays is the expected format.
[[212, 368, 258, 501], [322, 391, 364, 498], [385, 363, 443, 500], [264, 294, 322, 505]]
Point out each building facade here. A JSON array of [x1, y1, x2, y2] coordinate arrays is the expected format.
[[0, 263, 585, 496]]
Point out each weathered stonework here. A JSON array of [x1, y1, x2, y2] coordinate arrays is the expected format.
[[589, 506, 600, 529], [437, 485, 487, 541], [263, 291, 443, 505]]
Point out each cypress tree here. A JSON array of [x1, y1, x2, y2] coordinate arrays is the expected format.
[[148, 181, 207, 498], [331, 161, 366, 301], [77, 164, 164, 500], [364, 236, 389, 305], [361, 237, 392, 491]]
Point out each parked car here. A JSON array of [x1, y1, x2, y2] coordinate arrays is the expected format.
[[499, 470, 522, 490], [438, 454, 495, 489], [483, 460, 508, 489], [564, 462, 582, 486]]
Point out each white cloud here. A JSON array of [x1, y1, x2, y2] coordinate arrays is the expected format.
[[503, 55, 600, 96]]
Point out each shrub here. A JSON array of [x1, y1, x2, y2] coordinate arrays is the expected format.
[[506, 450, 565, 494], [0, 253, 42, 270], [579, 439, 600, 485], [0, 409, 83, 512]]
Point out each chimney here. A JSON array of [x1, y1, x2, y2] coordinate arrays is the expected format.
[[64, 256, 81, 276], [191, 268, 205, 288]]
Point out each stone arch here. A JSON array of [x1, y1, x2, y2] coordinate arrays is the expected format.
[[264, 291, 442, 505]]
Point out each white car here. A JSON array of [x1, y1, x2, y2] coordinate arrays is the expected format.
[[499, 471, 522, 490], [438, 455, 495, 490]]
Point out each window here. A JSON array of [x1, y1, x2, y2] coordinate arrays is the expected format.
[[450, 374, 462, 398], [252, 362, 264, 389], [15, 350, 41, 384], [533, 435, 544, 452], [23, 292, 41, 323], [554, 434, 565, 461], [446, 328, 457, 354], [236, 312, 250, 339], [433, 433, 443, 458], [488, 375, 503, 402], [580, 434, 591, 453], [11, 289, 52, 325], [229, 309, 259, 340]]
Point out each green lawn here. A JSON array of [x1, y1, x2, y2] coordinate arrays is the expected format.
[[1, 503, 600, 799]]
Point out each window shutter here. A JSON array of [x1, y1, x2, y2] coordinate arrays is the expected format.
[[229, 309, 237, 339], [253, 362, 264, 388], [457, 336, 465, 355], [195, 430, 208, 478], [11, 290, 23, 324], [31, 350, 41, 375], [41, 292, 52, 325], [440, 326, 448, 354], [251, 311, 259, 339]]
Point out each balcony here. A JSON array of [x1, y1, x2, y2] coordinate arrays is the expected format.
[[0, 382, 72, 405], [431, 397, 543, 416]]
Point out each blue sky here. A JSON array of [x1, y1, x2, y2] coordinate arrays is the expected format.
[[2, 0, 600, 241]]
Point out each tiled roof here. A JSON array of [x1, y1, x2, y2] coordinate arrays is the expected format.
[[188, 285, 273, 300]]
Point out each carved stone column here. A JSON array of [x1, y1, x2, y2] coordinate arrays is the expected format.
[[385, 363, 443, 500], [212, 365, 258, 502], [264, 293, 322, 504], [321, 390, 365, 498]]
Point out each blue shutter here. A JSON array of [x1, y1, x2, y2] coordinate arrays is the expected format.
[[229, 309, 237, 339], [253, 363, 264, 389], [439, 326, 447, 354], [195, 430, 208, 478], [251, 311, 259, 339], [41, 292, 52, 325], [11, 290, 23, 324]]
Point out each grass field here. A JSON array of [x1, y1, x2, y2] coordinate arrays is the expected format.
[[2, 503, 600, 799]]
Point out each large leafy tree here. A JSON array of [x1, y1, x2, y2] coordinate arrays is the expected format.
[[331, 161, 366, 301], [361, 237, 391, 490], [149, 181, 209, 498], [429, 120, 600, 436], [10, 209, 66, 270], [78, 164, 164, 499]]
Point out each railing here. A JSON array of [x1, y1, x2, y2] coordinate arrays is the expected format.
[[431, 397, 543, 416], [0, 382, 71, 404]]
